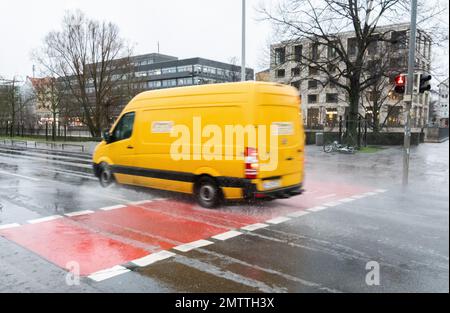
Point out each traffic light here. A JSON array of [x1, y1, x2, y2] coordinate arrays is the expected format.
[[394, 74, 406, 94], [419, 73, 431, 93]]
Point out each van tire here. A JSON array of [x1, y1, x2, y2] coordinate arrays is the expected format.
[[99, 162, 114, 187], [195, 176, 222, 208]]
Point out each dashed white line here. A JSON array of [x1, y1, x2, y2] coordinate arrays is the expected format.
[[375, 189, 387, 193], [287, 210, 311, 218], [315, 193, 336, 200], [322, 201, 341, 207], [28, 215, 63, 224], [0, 170, 41, 182], [88, 265, 130, 282], [129, 200, 153, 206], [351, 194, 367, 199], [338, 197, 355, 203], [173, 239, 214, 252], [64, 210, 94, 217], [0, 223, 21, 230], [211, 230, 243, 241], [241, 223, 269, 231], [307, 206, 328, 212], [131, 250, 176, 267], [99, 204, 126, 211], [265, 216, 291, 224], [364, 191, 377, 196]]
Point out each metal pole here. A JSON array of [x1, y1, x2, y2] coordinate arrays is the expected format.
[[402, 0, 418, 187], [241, 0, 246, 82]]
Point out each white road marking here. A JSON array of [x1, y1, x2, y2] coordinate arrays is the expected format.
[[28, 215, 63, 224], [173, 239, 214, 252], [322, 201, 341, 207], [99, 204, 126, 211], [43, 168, 96, 181], [88, 265, 130, 282], [287, 210, 311, 218], [0, 223, 21, 230], [338, 197, 355, 203], [131, 250, 176, 267], [315, 193, 336, 200], [351, 194, 367, 199], [129, 200, 153, 206], [241, 223, 269, 231], [265, 216, 291, 224], [364, 191, 377, 196], [375, 189, 387, 193], [0, 170, 41, 182], [64, 210, 94, 217], [211, 230, 243, 241], [307, 206, 328, 212]]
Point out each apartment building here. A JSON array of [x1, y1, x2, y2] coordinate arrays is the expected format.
[[437, 78, 449, 127], [270, 23, 432, 131]]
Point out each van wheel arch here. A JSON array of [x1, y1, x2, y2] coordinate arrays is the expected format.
[[193, 175, 223, 208], [98, 162, 115, 187]]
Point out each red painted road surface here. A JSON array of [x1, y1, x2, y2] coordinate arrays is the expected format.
[[0, 180, 373, 276]]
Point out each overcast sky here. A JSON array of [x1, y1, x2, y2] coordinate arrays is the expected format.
[[0, 0, 272, 79], [0, 0, 448, 83]]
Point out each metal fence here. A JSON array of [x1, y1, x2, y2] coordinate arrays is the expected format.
[[0, 122, 93, 141]]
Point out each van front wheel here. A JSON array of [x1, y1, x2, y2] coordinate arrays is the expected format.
[[195, 176, 222, 208], [99, 162, 114, 187]]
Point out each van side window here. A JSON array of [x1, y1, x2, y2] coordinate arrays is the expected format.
[[112, 112, 135, 142]]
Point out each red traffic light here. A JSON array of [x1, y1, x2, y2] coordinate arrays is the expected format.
[[395, 74, 406, 86], [394, 74, 406, 94]]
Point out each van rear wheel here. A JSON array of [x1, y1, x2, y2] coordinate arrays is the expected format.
[[99, 162, 114, 187], [195, 176, 222, 208]]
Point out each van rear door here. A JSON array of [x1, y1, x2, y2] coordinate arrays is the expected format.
[[255, 85, 304, 186]]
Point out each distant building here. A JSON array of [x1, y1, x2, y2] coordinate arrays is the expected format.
[[129, 53, 254, 91], [269, 23, 432, 131], [256, 69, 270, 82], [437, 78, 449, 127]]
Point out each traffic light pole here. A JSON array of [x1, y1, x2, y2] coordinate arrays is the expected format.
[[402, 0, 418, 187]]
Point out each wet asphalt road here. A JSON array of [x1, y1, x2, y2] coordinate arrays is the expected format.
[[0, 141, 448, 293]]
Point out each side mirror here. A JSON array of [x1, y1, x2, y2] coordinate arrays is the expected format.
[[102, 130, 111, 143]]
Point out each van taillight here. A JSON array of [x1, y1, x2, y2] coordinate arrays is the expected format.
[[245, 147, 258, 179]]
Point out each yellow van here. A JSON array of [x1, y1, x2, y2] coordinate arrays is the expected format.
[[92, 81, 305, 208]]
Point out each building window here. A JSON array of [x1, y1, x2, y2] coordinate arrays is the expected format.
[[327, 45, 337, 59], [307, 108, 320, 128], [275, 47, 286, 65], [311, 43, 319, 61], [161, 67, 177, 74], [309, 66, 319, 76], [147, 80, 162, 89], [291, 67, 300, 77], [162, 79, 177, 87], [276, 69, 286, 78], [391, 31, 407, 49], [148, 69, 162, 76], [294, 45, 302, 62], [325, 108, 338, 126], [193, 65, 202, 74], [203, 66, 216, 75], [308, 94, 318, 103], [291, 81, 301, 90], [177, 65, 193, 73], [177, 77, 193, 86], [326, 93, 338, 103], [308, 80, 318, 89], [347, 37, 358, 56]]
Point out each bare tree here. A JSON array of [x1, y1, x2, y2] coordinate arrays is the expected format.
[[0, 77, 27, 135], [33, 10, 135, 137], [260, 0, 425, 141]]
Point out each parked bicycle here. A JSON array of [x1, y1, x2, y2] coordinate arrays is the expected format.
[[323, 140, 356, 154]]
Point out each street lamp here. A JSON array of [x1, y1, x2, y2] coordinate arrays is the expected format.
[[241, 0, 246, 82]]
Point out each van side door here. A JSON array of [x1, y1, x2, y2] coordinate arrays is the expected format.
[[107, 111, 136, 184]]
